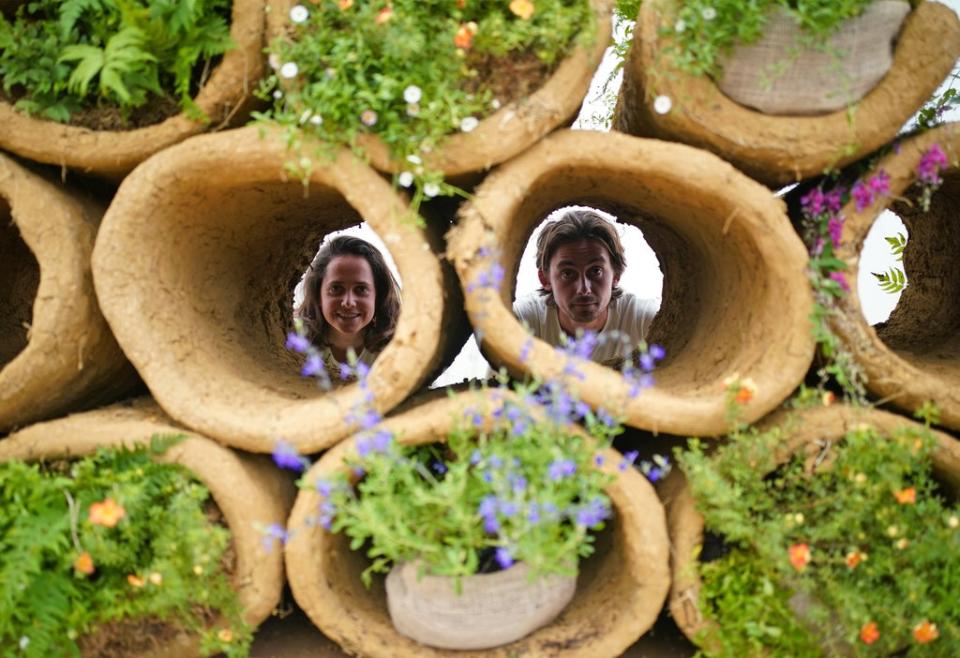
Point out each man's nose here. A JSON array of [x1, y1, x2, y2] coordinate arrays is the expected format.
[[576, 274, 592, 295]]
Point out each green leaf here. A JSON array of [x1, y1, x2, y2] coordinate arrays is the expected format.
[[58, 44, 104, 98], [871, 266, 907, 294]]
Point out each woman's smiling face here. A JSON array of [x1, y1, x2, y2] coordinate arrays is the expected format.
[[320, 254, 376, 344]]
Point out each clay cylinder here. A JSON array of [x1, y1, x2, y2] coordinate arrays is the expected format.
[[285, 389, 671, 658], [830, 124, 960, 430], [264, 0, 612, 178], [92, 125, 467, 453], [0, 397, 295, 655], [0, 153, 137, 433], [613, 0, 960, 187], [663, 405, 960, 649], [446, 129, 815, 437], [0, 0, 266, 179]]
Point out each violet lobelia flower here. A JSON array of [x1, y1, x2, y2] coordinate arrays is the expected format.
[[494, 547, 514, 569], [548, 459, 577, 480], [285, 331, 311, 353], [272, 440, 307, 472]]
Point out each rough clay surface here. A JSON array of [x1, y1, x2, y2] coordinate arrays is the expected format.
[[833, 123, 960, 430], [614, 0, 960, 186], [0, 0, 266, 179], [446, 129, 815, 437], [285, 388, 671, 658], [0, 397, 296, 657], [663, 404, 960, 649], [92, 125, 468, 453], [0, 154, 137, 433], [265, 0, 612, 177]]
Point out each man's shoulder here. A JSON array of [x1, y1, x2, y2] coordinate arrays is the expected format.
[[513, 292, 548, 318], [611, 292, 659, 317]]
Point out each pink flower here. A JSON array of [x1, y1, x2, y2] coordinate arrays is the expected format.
[[827, 215, 844, 247], [801, 187, 825, 216], [830, 271, 850, 292], [851, 181, 873, 212], [868, 170, 890, 196], [917, 144, 948, 185], [825, 189, 843, 213]]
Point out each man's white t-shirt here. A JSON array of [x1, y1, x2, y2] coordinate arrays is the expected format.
[[512, 292, 659, 368]]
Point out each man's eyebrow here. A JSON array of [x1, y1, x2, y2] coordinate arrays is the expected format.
[[555, 258, 606, 267]]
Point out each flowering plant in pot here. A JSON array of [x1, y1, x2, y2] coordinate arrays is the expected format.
[[275, 333, 669, 651], [0, 437, 252, 658], [617, 0, 919, 115], [257, 0, 605, 202], [671, 401, 960, 656]]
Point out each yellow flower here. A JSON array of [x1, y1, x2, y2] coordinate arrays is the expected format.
[[193, 565, 204, 575], [88, 498, 125, 528], [218, 629, 234, 643], [149, 572, 163, 586], [509, 0, 534, 20], [73, 551, 94, 575]]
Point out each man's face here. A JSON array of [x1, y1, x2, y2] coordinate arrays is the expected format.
[[539, 239, 619, 334]]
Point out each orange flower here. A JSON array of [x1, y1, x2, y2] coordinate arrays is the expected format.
[[860, 622, 880, 645], [845, 550, 863, 569], [88, 498, 125, 528], [338, 0, 352, 8], [913, 621, 939, 644], [821, 391, 836, 406], [788, 543, 811, 571], [73, 551, 94, 575], [127, 574, 145, 588], [723, 374, 756, 404], [894, 487, 916, 504], [454, 22, 477, 49], [456, 0, 467, 6], [375, 5, 393, 24], [509, 0, 534, 20]]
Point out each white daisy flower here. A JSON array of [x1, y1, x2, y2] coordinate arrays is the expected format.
[[674, 19, 686, 33], [398, 171, 414, 188], [406, 154, 422, 165], [299, 109, 312, 124], [289, 5, 309, 23], [268, 53, 281, 70], [424, 182, 440, 198], [272, 89, 283, 99], [702, 7, 716, 20], [653, 94, 672, 114], [403, 85, 422, 104], [310, 114, 323, 126], [491, 98, 502, 110], [279, 62, 299, 79], [460, 116, 479, 133]]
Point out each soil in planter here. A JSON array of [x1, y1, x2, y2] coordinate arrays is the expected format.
[[0, 209, 39, 368], [463, 50, 551, 110], [75, 500, 239, 658]]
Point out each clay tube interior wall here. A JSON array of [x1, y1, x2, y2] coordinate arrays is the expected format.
[[0, 199, 39, 368]]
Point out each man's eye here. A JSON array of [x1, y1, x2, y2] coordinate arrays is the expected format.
[[560, 270, 575, 280], [590, 267, 604, 278]]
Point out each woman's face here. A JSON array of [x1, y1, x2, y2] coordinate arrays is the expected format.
[[319, 254, 377, 343]]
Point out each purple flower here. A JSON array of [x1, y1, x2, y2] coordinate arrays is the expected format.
[[851, 181, 873, 212], [917, 144, 948, 185], [468, 262, 506, 291], [574, 401, 591, 420], [478, 496, 498, 519], [649, 343, 666, 360], [315, 479, 332, 497], [511, 475, 527, 493], [371, 429, 393, 452], [639, 353, 656, 372], [868, 170, 890, 196], [285, 332, 310, 353], [355, 361, 371, 380], [470, 449, 483, 465], [527, 502, 541, 524], [575, 498, 610, 527], [548, 459, 577, 480], [432, 461, 447, 475], [827, 215, 844, 248], [618, 450, 639, 472], [594, 454, 606, 467], [519, 339, 533, 364], [825, 189, 843, 213], [567, 331, 598, 360], [597, 408, 615, 428], [301, 353, 323, 377], [339, 363, 353, 380], [489, 455, 503, 469], [830, 271, 850, 292], [647, 467, 663, 482], [483, 512, 499, 533], [495, 547, 514, 569], [800, 187, 825, 216], [500, 501, 517, 517], [272, 440, 306, 472], [260, 523, 289, 552], [359, 408, 382, 430]]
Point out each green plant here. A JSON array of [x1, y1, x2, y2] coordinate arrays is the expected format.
[[0, 0, 234, 123], [0, 437, 251, 658], [678, 416, 960, 656], [256, 0, 594, 202]]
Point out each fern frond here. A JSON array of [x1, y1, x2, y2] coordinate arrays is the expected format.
[[884, 232, 908, 263], [872, 266, 907, 294], [58, 44, 105, 97], [58, 0, 110, 38]]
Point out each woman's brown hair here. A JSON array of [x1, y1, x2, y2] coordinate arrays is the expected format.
[[294, 235, 401, 352]]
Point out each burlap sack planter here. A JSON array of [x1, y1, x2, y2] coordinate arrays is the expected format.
[[0, 0, 265, 179], [0, 153, 136, 434], [446, 129, 815, 437], [385, 560, 576, 650], [718, 2, 911, 116], [285, 389, 671, 657], [0, 397, 294, 657], [264, 0, 612, 178], [828, 124, 960, 430], [613, 0, 960, 187], [663, 405, 960, 651], [92, 125, 467, 453]]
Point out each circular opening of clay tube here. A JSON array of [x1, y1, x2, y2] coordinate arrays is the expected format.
[[93, 126, 462, 453], [449, 130, 815, 437], [285, 390, 671, 658], [857, 210, 908, 325], [0, 199, 39, 369]]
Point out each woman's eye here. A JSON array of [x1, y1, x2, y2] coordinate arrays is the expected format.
[[328, 285, 343, 295], [355, 286, 369, 296]]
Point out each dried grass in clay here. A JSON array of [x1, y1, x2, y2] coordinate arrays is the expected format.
[[0, 397, 295, 656], [830, 124, 960, 430], [0, 0, 266, 179], [92, 125, 467, 453], [446, 129, 815, 438], [0, 154, 137, 434], [284, 389, 671, 658], [613, 0, 960, 187]]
